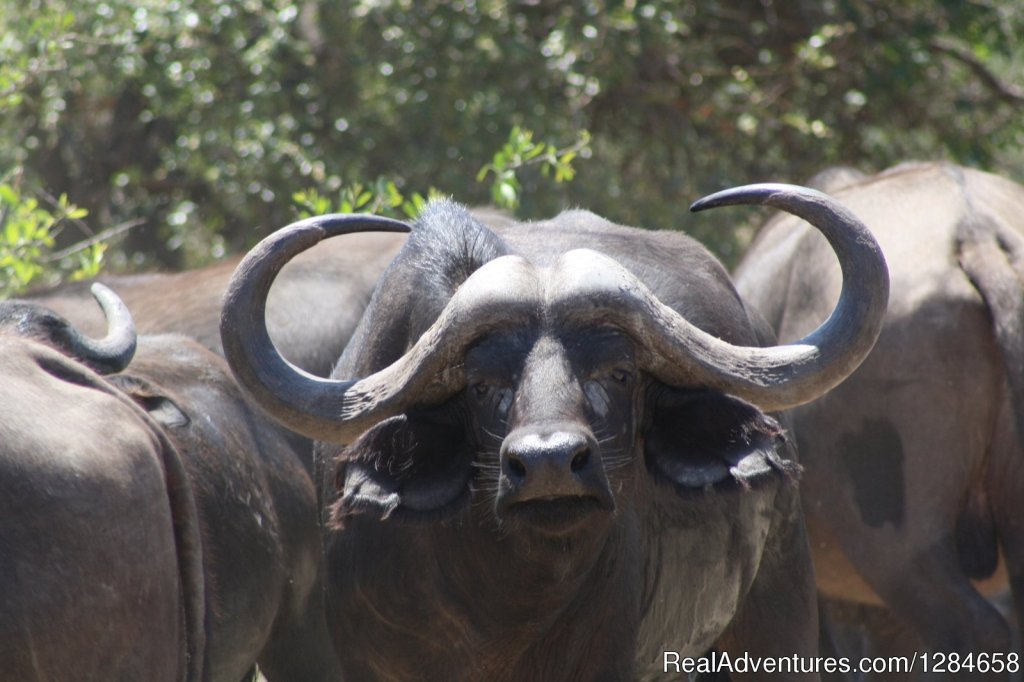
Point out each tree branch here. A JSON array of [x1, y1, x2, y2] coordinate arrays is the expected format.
[[44, 218, 146, 262], [929, 37, 1024, 104]]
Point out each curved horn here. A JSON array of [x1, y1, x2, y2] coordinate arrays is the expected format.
[[650, 183, 887, 410], [220, 215, 409, 442], [79, 283, 138, 373], [0, 283, 137, 373], [221, 214, 540, 443]]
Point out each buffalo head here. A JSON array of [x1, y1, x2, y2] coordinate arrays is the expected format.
[[220, 186, 887, 531]]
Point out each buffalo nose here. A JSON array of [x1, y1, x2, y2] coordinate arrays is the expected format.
[[499, 429, 606, 502]]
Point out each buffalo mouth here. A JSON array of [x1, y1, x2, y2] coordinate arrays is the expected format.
[[500, 494, 612, 536]]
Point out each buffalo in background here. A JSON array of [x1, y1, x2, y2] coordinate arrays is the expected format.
[[25, 231, 407, 377], [25, 206, 515, 379], [220, 184, 889, 680], [0, 286, 203, 681], [734, 162, 1024, 673], [0, 286, 340, 681]]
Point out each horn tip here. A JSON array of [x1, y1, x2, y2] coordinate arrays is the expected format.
[[89, 281, 114, 298], [89, 282, 127, 316], [691, 183, 827, 212]]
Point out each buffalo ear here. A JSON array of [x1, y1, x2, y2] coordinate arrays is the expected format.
[[329, 409, 472, 526], [644, 387, 799, 493], [107, 375, 190, 428]]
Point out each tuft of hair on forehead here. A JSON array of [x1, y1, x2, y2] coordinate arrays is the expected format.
[[410, 198, 512, 297]]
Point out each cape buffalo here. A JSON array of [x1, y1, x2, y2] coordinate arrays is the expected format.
[[1, 286, 341, 681], [0, 286, 204, 682], [734, 162, 1024, 662], [220, 185, 889, 680]]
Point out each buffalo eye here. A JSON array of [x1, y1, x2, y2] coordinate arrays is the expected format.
[[609, 367, 633, 385], [470, 380, 513, 421]]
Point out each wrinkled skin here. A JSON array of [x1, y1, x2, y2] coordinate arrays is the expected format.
[[734, 162, 1024, 672], [316, 204, 821, 680], [113, 335, 341, 682], [0, 334, 191, 682], [0, 302, 340, 681]]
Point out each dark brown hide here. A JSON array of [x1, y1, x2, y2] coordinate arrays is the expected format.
[[109, 334, 342, 682], [0, 296, 339, 681], [0, 335, 202, 682]]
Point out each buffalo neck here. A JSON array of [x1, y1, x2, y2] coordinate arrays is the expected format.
[[326, 505, 644, 680]]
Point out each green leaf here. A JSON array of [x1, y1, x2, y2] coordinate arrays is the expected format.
[[0, 184, 18, 205], [523, 142, 547, 160], [495, 180, 518, 210], [402, 192, 427, 219], [71, 243, 106, 281]]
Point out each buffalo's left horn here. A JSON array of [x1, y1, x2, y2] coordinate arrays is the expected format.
[[675, 183, 888, 410], [221, 214, 412, 443]]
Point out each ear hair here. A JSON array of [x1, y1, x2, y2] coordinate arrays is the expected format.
[[329, 408, 473, 527], [644, 387, 799, 494]]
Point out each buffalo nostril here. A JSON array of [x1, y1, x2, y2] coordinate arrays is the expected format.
[[570, 448, 591, 473], [500, 430, 601, 496], [506, 455, 527, 480], [497, 429, 614, 511]]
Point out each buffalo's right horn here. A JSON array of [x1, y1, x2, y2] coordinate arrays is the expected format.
[[223, 212, 543, 447], [675, 182, 884, 409], [665, 183, 889, 410], [541, 184, 888, 412], [221, 213, 548, 444]]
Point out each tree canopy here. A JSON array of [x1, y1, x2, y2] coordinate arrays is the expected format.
[[3, 0, 1023, 287]]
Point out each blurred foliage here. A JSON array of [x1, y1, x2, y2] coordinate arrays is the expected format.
[[293, 180, 432, 221], [3, 0, 1023, 275], [293, 126, 590, 219], [0, 171, 105, 296], [477, 126, 591, 210]]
